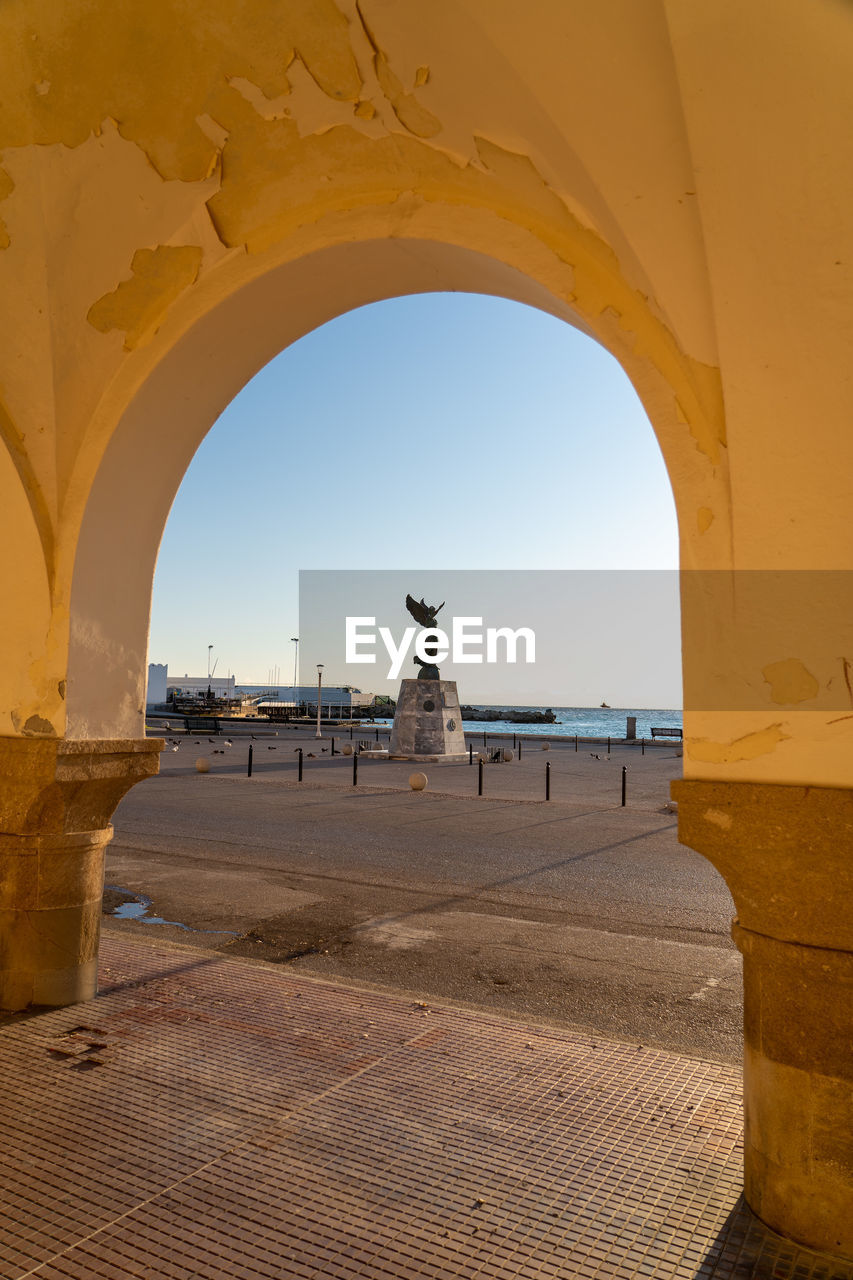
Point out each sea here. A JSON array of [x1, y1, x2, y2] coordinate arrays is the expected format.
[[369, 706, 682, 740]]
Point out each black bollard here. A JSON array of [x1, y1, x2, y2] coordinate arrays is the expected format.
[[546, 759, 551, 801], [513, 733, 517, 749], [247, 744, 253, 777], [331, 737, 335, 756], [469, 743, 473, 766], [575, 734, 578, 752], [296, 748, 303, 782], [353, 751, 358, 786], [375, 728, 379, 742], [607, 736, 611, 754], [349, 725, 353, 739], [621, 765, 627, 807], [478, 758, 484, 796], [641, 738, 645, 756], [483, 731, 487, 748], [518, 737, 522, 760]]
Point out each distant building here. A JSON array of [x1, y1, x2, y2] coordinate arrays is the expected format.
[[146, 663, 168, 707], [256, 685, 378, 719], [146, 665, 237, 708], [167, 674, 237, 700]]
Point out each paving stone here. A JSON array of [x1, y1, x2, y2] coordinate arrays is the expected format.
[[0, 935, 849, 1279]]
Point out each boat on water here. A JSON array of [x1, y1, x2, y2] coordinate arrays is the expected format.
[[600, 700, 610, 708]]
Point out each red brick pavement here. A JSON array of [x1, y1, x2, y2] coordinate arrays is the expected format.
[[0, 936, 849, 1280]]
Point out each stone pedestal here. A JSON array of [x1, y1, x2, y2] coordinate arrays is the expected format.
[[672, 778, 853, 1258], [0, 737, 162, 1010], [388, 680, 467, 761]]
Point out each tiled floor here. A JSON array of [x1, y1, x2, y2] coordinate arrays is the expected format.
[[1, 936, 849, 1280]]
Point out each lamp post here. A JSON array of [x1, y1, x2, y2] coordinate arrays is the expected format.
[[207, 644, 213, 678], [291, 637, 299, 701], [315, 664, 324, 738]]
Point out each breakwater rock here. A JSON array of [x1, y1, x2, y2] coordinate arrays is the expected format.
[[460, 706, 556, 724]]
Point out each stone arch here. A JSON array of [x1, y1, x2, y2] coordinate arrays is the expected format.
[[2, 1, 850, 1254], [62, 223, 728, 742]]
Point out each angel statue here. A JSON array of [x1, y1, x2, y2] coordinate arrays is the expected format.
[[405, 594, 445, 680]]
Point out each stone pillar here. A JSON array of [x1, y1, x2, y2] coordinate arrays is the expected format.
[[389, 680, 468, 761], [0, 737, 162, 1011], [672, 779, 853, 1258]]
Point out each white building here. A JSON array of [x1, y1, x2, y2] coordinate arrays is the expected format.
[[146, 663, 168, 706], [146, 665, 238, 705], [167, 673, 237, 699]]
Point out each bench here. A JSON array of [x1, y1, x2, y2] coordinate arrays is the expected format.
[[185, 716, 220, 734], [650, 727, 682, 739]]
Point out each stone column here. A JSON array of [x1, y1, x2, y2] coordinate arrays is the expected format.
[[0, 737, 162, 1011], [672, 779, 853, 1258]]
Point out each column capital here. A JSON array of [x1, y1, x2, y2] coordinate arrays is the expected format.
[[0, 737, 162, 1010], [671, 778, 853, 951], [0, 736, 163, 836]]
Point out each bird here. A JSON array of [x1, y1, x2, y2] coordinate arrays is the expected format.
[[306, 753, 316, 759], [171, 746, 179, 753], [267, 746, 276, 750]]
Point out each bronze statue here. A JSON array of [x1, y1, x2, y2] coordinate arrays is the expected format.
[[405, 594, 444, 679]]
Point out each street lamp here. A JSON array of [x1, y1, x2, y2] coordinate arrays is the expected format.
[[207, 644, 213, 678], [291, 637, 299, 697], [315, 664, 324, 738]]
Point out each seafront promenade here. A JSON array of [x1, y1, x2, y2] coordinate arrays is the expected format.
[[146, 718, 683, 808]]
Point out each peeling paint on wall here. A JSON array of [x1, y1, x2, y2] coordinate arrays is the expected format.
[[21, 713, 56, 737], [87, 245, 203, 350], [687, 724, 790, 764], [762, 659, 819, 706], [356, 1, 441, 138]]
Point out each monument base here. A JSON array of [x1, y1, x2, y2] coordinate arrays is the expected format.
[[389, 680, 467, 761]]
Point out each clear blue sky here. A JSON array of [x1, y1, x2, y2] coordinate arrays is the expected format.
[[148, 292, 679, 694]]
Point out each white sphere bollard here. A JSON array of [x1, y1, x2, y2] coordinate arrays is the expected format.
[[342, 743, 353, 756], [195, 757, 210, 773], [502, 748, 514, 762], [409, 771, 428, 791], [541, 742, 550, 750]]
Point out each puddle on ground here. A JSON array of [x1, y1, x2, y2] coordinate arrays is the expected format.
[[104, 886, 238, 935]]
